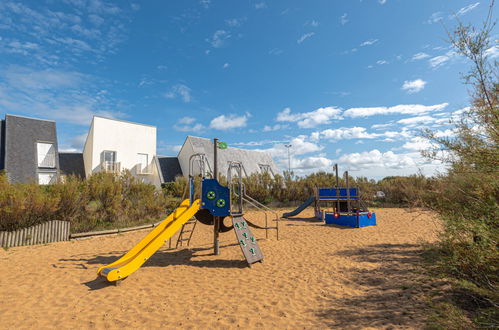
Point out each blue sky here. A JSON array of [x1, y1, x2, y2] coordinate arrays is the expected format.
[[0, 0, 497, 179]]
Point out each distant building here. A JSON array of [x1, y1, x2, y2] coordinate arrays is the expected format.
[[59, 152, 86, 178], [0, 114, 60, 184], [375, 191, 386, 198], [0, 114, 279, 186], [177, 136, 278, 178], [82, 116, 162, 187], [155, 156, 183, 183]]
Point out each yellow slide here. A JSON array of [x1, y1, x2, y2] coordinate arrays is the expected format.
[[97, 199, 201, 282]]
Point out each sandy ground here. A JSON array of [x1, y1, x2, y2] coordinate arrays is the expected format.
[[0, 208, 442, 329]]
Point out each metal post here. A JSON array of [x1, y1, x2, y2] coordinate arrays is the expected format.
[[335, 164, 340, 213], [285, 144, 292, 173], [213, 138, 219, 255], [346, 171, 351, 214]]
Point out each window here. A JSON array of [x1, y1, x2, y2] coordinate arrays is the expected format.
[[259, 164, 271, 173], [38, 172, 56, 185], [101, 151, 118, 172], [137, 153, 149, 173], [103, 151, 116, 163], [37, 142, 56, 168]]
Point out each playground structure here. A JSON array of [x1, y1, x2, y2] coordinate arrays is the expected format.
[[97, 138, 279, 283], [283, 164, 376, 228]]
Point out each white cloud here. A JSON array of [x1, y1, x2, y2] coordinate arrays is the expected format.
[[226, 18, 245, 27], [292, 156, 333, 170], [255, 2, 267, 9], [360, 39, 378, 47], [377, 60, 389, 65], [269, 48, 283, 55], [378, 0, 387, 4], [178, 117, 196, 124], [401, 79, 427, 94], [256, 135, 323, 159], [0, 66, 125, 125], [402, 137, 433, 151], [339, 149, 417, 170], [305, 20, 320, 27], [209, 113, 249, 130], [485, 46, 499, 59], [397, 115, 436, 126], [343, 103, 448, 118], [427, 12, 443, 24], [297, 32, 315, 44], [454, 2, 480, 17], [173, 117, 204, 132], [263, 124, 288, 132], [429, 51, 456, 68], [340, 13, 348, 25], [411, 52, 430, 61], [276, 106, 342, 128], [223, 62, 230, 69], [319, 127, 379, 140], [199, 0, 211, 9], [165, 84, 192, 103], [429, 55, 450, 68], [207, 30, 231, 48]]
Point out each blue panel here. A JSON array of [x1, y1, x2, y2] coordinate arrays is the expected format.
[[201, 179, 231, 217], [319, 188, 358, 200], [324, 212, 376, 228]]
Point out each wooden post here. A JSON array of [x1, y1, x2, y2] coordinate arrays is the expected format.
[[213, 138, 220, 255]]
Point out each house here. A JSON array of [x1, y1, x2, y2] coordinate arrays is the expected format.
[[155, 156, 183, 183], [58, 152, 86, 178], [82, 116, 163, 187], [177, 136, 279, 178], [0, 114, 280, 186], [0, 114, 60, 184]]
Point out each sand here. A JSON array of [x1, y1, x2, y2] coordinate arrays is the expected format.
[[0, 208, 442, 329]]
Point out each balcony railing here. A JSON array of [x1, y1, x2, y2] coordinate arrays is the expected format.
[[102, 161, 121, 173], [136, 163, 153, 175]]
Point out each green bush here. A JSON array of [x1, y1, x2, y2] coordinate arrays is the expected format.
[[0, 171, 172, 233]]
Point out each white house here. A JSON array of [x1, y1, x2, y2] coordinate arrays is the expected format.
[[82, 116, 162, 187], [177, 136, 279, 178]]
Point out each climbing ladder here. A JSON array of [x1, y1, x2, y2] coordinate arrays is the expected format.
[[176, 218, 198, 248]]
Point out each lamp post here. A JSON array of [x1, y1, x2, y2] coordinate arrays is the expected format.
[[284, 144, 292, 173]]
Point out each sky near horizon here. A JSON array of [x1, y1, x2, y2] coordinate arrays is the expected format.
[[0, 0, 497, 179]]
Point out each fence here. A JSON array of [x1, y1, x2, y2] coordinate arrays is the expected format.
[[0, 220, 71, 248]]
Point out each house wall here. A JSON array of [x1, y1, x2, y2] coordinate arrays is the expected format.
[[4, 115, 59, 183], [82, 121, 94, 178], [177, 136, 279, 178], [177, 137, 196, 177], [0, 119, 5, 170], [84, 116, 159, 186]]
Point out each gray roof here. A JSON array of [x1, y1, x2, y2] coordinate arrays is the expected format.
[[186, 136, 279, 177], [156, 156, 183, 183], [59, 153, 85, 178]]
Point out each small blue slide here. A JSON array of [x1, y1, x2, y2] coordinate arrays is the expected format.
[[283, 196, 316, 218]]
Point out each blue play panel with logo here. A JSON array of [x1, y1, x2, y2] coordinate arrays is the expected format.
[[324, 212, 376, 228]]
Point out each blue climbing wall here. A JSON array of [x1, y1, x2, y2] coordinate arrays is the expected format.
[[201, 179, 231, 217]]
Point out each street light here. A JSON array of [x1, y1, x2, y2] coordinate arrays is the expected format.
[[284, 144, 292, 173]]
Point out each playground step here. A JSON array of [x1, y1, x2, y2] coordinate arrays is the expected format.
[[176, 218, 198, 249]]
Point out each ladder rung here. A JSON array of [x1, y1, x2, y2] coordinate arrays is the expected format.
[[179, 238, 190, 242], [186, 220, 197, 224], [181, 230, 193, 233]]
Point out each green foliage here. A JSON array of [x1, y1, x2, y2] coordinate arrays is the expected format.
[[0, 171, 171, 233], [421, 5, 499, 327]]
